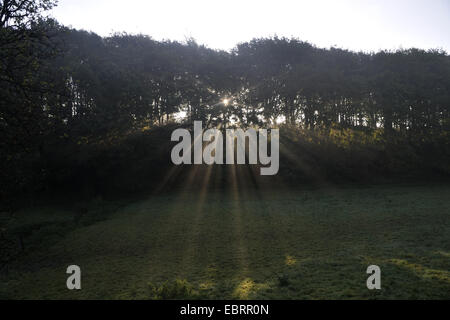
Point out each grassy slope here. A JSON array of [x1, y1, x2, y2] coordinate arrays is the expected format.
[[1, 183, 449, 299]]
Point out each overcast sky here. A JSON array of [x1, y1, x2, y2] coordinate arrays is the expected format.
[[49, 0, 450, 52]]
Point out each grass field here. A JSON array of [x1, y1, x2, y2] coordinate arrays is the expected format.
[[1, 182, 449, 300]]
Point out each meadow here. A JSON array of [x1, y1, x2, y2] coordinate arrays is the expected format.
[[1, 182, 449, 300]]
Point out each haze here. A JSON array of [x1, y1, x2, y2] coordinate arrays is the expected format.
[[51, 0, 450, 52]]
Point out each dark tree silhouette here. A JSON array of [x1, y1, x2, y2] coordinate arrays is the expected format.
[[1, 1, 449, 203]]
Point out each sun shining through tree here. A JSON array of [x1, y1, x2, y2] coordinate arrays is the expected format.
[[1, 0, 449, 302]]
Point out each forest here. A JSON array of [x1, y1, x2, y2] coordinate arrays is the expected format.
[[1, 0, 449, 300], [1, 2, 450, 205]]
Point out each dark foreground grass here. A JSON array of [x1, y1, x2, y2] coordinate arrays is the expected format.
[[1, 183, 449, 299]]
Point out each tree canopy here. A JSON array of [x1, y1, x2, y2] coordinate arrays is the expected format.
[[1, 0, 449, 201]]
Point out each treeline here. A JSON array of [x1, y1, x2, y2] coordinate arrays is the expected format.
[[6, 25, 449, 134], [1, 1, 450, 203]]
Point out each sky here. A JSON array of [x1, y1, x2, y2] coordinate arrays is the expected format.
[[49, 0, 450, 53]]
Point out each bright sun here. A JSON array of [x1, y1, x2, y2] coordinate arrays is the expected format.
[[222, 98, 229, 106]]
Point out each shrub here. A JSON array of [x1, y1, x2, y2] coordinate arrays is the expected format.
[[148, 279, 198, 300]]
